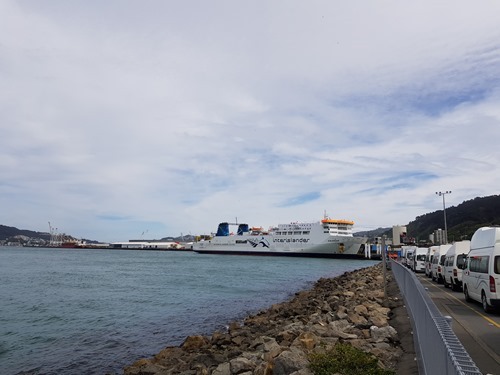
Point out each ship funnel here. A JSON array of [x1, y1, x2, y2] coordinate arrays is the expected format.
[[216, 222, 230, 236], [237, 224, 249, 235]]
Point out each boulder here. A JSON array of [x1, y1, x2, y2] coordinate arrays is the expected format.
[[370, 325, 398, 342], [181, 335, 209, 351], [273, 348, 310, 375], [229, 356, 256, 374], [291, 331, 320, 350], [212, 362, 231, 375]]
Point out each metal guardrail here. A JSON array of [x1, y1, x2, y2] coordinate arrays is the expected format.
[[390, 260, 483, 375]]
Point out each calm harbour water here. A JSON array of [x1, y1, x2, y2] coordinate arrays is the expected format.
[[0, 246, 378, 375]]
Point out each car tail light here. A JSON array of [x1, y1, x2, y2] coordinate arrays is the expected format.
[[490, 276, 496, 293], [453, 269, 457, 277], [438, 266, 441, 272]]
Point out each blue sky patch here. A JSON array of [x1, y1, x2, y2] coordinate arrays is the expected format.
[[279, 191, 321, 207]]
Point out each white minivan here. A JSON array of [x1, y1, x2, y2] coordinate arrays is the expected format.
[[431, 244, 451, 283], [413, 247, 428, 273], [443, 240, 470, 291], [425, 246, 439, 278], [402, 246, 415, 268], [463, 227, 500, 313]]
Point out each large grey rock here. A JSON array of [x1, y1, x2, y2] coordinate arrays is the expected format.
[[229, 356, 255, 374], [212, 362, 230, 375], [273, 348, 310, 375], [370, 325, 398, 342]]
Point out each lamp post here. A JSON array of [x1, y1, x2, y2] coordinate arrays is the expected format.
[[436, 191, 452, 244]]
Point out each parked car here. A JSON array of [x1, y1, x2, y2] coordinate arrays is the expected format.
[[443, 241, 470, 291], [463, 227, 500, 313]]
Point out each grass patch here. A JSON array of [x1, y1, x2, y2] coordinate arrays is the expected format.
[[309, 342, 395, 375]]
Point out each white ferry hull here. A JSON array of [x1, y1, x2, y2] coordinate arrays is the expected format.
[[192, 235, 367, 258], [192, 218, 367, 258]]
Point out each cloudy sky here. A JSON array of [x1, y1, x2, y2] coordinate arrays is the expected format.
[[2, 1, 500, 242]]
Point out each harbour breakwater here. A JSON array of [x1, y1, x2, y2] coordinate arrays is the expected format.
[[124, 263, 416, 375]]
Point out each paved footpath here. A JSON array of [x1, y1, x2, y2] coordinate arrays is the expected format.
[[417, 273, 500, 375], [387, 274, 419, 375]]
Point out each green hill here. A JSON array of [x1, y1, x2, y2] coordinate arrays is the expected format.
[[0, 225, 51, 241], [407, 194, 500, 243]]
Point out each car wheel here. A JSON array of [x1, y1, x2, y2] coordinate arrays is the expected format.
[[464, 285, 471, 302], [482, 292, 492, 313]]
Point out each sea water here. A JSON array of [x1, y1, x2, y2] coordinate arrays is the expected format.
[[0, 246, 378, 375]]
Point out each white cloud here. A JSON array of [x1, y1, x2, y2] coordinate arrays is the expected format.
[[1, 1, 500, 242]]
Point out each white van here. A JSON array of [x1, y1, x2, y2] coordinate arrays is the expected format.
[[463, 227, 500, 313], [402, 246, 415, 268], [425, 246, 439, 278], [431, 244, 451, 283], [406, 249, 415, 270], [443, 240, 470, 291], [413, 247, 428, 273], [430, 248, 441, 282]]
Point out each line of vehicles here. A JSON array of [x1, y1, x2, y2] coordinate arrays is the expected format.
[[400, 226, 500, 314]]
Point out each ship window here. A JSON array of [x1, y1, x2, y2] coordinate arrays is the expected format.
[[302, 231, 310, 235], [294, 231, 301, 235], [288, 232, 293, 235]]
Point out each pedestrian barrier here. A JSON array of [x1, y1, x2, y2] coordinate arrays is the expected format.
[[391, 260, 483, 375]]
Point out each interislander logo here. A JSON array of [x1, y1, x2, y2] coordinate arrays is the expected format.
[[248, 237, 270, 248], [273, 238, 310, 243]]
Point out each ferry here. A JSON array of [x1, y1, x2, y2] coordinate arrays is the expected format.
[[192, 216, 367, 258]]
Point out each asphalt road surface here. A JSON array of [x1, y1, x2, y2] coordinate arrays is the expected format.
[[416, 273, 500, 375]]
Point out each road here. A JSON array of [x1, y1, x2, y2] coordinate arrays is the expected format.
[[416, 273, 500, 375]]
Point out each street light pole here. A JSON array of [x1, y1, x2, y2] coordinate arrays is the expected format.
[[436, 191, 452, 244]]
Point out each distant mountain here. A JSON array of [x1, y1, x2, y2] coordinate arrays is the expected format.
[[0, 225, 50, 241], [0, 225, 97, 246], [407, 194, 500, 243], [160, 235, 196, 243], [354, 227, 391, 238], [0, 224, 195, 246]]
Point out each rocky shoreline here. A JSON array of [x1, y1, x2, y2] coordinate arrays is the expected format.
[[123, 263, 416, 375]]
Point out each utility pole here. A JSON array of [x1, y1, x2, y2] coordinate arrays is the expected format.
[[382, 235, 387, 300], [435, 191, 452, 244]]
